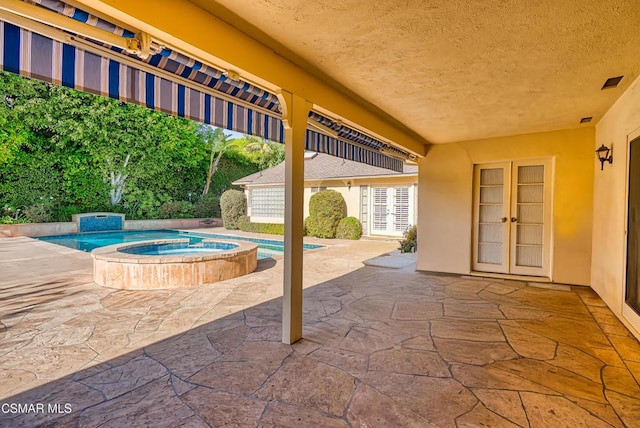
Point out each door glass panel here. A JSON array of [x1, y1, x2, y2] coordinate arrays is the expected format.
[[480, 168, 504, 185], [515, 165, 544, 268], [480, 186, 503, 203], [516, 245, 543, 267], [517, 204, 543, 224], [517, 184, 544, 203], [478, 243, 502, 264], [626, 138, 640, 314], [479, 224, 502, 243], [516, 224, 543, 245], [479, 205, 503, 223], [517, 165, 544, 183]]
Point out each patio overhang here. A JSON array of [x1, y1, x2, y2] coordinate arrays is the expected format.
[[0, 0, 424, 171]]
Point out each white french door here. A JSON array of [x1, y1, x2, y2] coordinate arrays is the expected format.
[[371, 186, 413, 236], [472, 160, 552, 277]]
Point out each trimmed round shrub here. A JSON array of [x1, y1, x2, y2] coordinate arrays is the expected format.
[[220, 189, 246, 230], [309, 190, 346, 218], [194, 194, 221, 218], [336, 216, 362, 240], [306, 190, 346, 238]]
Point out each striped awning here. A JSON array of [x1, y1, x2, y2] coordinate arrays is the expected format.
[[304, 130, 403, 172], [0, 0, 408, 171]]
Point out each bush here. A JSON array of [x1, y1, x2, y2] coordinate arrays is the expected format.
[[122, 189, 170, 220], [309, 190, 346, 218], [1, 206, 29, 224], [220, 189, 246, 230], [158, 200, 194, 219], [23, 203, 53, 223], [237, 215, 250, 227], [302, 217, 311, 236], [194, 194, 221, 218], [51, 205, 82, 222], [398, 225, 417, 253], [306, 190, 346, 238], [336, 217, 362, 240], [238, 218, 285, 235]]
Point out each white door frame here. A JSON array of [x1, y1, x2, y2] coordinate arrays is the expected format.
[[472, 158, 553, 278], [370, 185, 415, 237]]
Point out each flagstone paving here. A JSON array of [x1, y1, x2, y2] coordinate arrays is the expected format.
[[1, 232, 640, 427]]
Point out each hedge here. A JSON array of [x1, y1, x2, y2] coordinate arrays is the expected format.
[[238, 216, 285, 235]]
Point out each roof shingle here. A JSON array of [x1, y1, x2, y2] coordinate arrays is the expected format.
[[234, 153, 417, 185]]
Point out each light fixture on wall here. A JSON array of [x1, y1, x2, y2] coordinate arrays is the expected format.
[[596, 144, 613, 170], [347, 181, 352, 190]]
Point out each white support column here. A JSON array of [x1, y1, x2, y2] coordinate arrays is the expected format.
[[277, 90, 312, 344]]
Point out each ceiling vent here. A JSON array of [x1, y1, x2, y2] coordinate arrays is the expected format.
[[580, 117, 593, 123], [602, 76, 624, 90]]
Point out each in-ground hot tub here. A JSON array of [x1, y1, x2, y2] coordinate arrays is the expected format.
[[92, 238, 258, 290]]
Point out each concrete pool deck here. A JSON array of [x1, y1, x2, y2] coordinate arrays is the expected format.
[[1, 228, 640, 426]]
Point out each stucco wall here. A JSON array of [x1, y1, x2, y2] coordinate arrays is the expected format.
[[246, 175, 418, 234], [417, 128, 595, 286], [592, 73, 640, 336]]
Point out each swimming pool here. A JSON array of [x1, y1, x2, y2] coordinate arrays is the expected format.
[[37, 230, 323, 260]]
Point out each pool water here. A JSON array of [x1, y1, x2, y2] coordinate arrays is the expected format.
[[38, 230, 323, 260], [120, 240, 239, 256]]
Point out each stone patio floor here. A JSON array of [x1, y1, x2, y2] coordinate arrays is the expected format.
[[1, 229, 640, 427]]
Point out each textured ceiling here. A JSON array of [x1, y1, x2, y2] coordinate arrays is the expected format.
[[190, 0, 640, 144]]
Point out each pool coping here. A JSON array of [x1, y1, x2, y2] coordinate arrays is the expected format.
[[92, 238, 258, 264]]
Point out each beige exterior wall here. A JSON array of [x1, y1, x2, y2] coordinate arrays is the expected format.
[[245, 175, 418, 235], [417, 128, 595, 286], [592, 74, 640, 337]]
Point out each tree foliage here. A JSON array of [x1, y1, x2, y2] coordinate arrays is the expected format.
[[0, 71, 269, 221], [235, 136, 285, 169]]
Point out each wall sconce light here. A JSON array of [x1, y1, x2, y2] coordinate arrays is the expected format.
[[347, 181, 352, 190], [596, 144, 613, 170]]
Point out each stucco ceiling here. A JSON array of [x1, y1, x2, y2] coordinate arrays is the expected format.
[[190, 0, 640, 144]]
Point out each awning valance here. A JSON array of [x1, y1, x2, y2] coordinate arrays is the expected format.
[[0, 0, 409, 171], [0, 20, 285, 142]]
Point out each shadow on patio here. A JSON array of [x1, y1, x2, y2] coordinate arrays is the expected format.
[[1, 262, 640, 426]]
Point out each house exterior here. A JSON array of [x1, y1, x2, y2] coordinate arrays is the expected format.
[[233, 152, 418, 237]]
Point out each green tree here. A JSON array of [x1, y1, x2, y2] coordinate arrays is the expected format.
[[235, 136, 285, 169], [0, 71, 209, 219], [0, 71, 269, 221], [200, 125, 235, 196]]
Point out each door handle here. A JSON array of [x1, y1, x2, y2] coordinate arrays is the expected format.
[[511, 217, 518, 223], [501, 217, 508, 223]]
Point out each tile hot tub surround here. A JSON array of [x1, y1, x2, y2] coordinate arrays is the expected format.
[[92, 239, 258, 290]]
